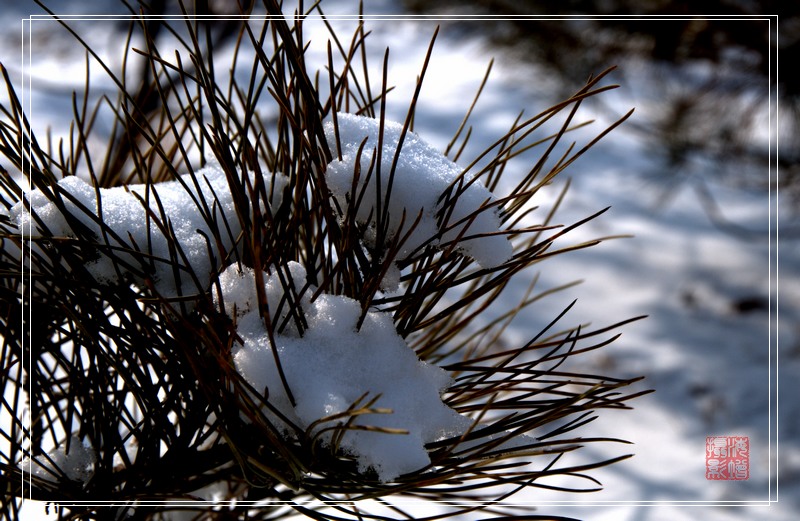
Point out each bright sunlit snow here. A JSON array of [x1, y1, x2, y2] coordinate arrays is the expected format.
[[217, 261, 473, 482], [10, 162, 284, 297], [324, 112, 513, 267]]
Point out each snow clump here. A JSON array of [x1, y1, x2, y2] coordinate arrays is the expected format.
[[216, 261, 474, 482], [324, 112, 513, 268], [10, 162, 285, 297], [19, 436, 96, 483]]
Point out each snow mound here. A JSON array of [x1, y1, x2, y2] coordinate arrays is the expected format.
[[324, 113, 513, 268], [217, 261, 474, 482]]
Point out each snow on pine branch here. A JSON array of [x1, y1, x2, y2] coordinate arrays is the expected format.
[[325, 113, 513, 268], [11, 162, 286, 297], [216, 261, 474, 482], [10, 113, 523, 483], [19, 436, 96, 484], [11, 113, 511, 299]]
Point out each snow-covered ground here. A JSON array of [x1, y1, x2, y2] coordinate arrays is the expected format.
[[3, 2, 797, 520]]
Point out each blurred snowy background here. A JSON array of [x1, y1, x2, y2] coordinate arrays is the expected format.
[[2, 0, 797, 519]]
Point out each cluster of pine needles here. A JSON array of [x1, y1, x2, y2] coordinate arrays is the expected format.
[[0, 1, 649, 519]]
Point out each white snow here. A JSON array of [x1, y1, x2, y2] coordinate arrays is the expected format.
[[217, 261, 474, 482], [19, 436, 95, 483], [324, 112, 513, 267], [10, 162, 285, 297]]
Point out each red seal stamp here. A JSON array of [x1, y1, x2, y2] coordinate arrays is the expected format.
[[706, 436, 749, 480]]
